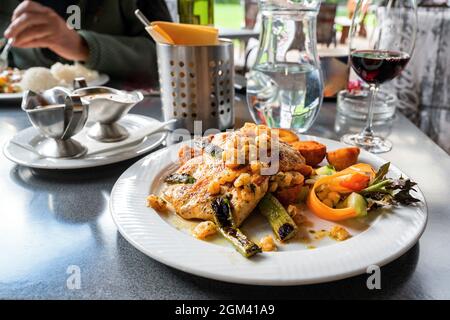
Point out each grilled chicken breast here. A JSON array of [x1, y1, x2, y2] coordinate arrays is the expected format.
[[161, 123, 307, 226], [163, 153, 269, 226]]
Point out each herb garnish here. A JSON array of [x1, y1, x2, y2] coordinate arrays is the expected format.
[[361, 162, 420, 210], [164, 173, 196, 184], [194, 140, 224, 158]]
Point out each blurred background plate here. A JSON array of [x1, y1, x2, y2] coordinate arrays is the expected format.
[[0, 73, 110, 103]]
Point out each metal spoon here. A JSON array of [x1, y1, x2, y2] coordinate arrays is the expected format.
[[134, 9, 151, 27]]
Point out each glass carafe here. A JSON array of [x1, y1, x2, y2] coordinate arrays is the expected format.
[[247, 0, 323, 132]]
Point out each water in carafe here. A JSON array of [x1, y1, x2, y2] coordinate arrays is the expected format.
[[247, 0, 323, 132]]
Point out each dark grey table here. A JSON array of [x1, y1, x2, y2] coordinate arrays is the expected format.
[[1, 95, 450, 299]]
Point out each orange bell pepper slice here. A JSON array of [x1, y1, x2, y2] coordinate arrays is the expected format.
[[340, 173, 370, 191], [306, 163, 375, 221], [328, 172, 370, 193], [340, 163, 376, 179], [327, 163, 375, 192]]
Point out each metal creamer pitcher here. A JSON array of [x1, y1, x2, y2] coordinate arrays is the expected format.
[[73, 78, 144, 142], [22, 87, 89, 158]]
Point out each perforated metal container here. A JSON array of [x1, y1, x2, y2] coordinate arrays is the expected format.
[[156, 39, 235, 133]]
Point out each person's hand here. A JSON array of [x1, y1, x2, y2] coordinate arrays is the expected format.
[[3, 1, 89, 62]]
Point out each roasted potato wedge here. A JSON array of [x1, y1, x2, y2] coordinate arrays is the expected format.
[[326, 147, 360, 171], [272, 128, 299, 144], [291, 141, 327, 167]]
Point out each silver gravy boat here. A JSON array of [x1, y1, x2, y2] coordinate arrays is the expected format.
[[73, 78, 144, 142], [22, 87, 89, 158]]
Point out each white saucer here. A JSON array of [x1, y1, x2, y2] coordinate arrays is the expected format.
[[3, 114, 167, 169]]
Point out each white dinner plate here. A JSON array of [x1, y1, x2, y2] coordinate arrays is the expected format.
[[3, 114, 167, 170], [109, 136, 427, 286], [0, 73, 110, 102]]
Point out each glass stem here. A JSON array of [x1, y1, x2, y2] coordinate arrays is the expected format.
[[360, 84, 378, 138]]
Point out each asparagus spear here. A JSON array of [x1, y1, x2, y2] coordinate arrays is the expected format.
[[211, 197, 261, 258], [258, 193, 298, 242]]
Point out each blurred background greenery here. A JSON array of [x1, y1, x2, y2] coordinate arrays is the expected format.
[[214, 0, 350, 29]]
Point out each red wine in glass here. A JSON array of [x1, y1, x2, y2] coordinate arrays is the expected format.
[[350, 50, 410, 85], [342, 0, 417, 154]]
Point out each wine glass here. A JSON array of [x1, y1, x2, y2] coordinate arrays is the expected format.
[[341, 0, 418, 153]]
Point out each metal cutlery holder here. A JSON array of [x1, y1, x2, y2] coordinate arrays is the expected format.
[[156, 39, 235, 133]]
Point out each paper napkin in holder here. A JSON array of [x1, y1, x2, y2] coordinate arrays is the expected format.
[[145, 21, 219, 46]]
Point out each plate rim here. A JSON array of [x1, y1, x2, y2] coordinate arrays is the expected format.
[[109, 135, 428, 286]]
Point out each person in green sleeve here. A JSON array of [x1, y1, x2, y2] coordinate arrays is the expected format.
[[0, 0, 172, 85]]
